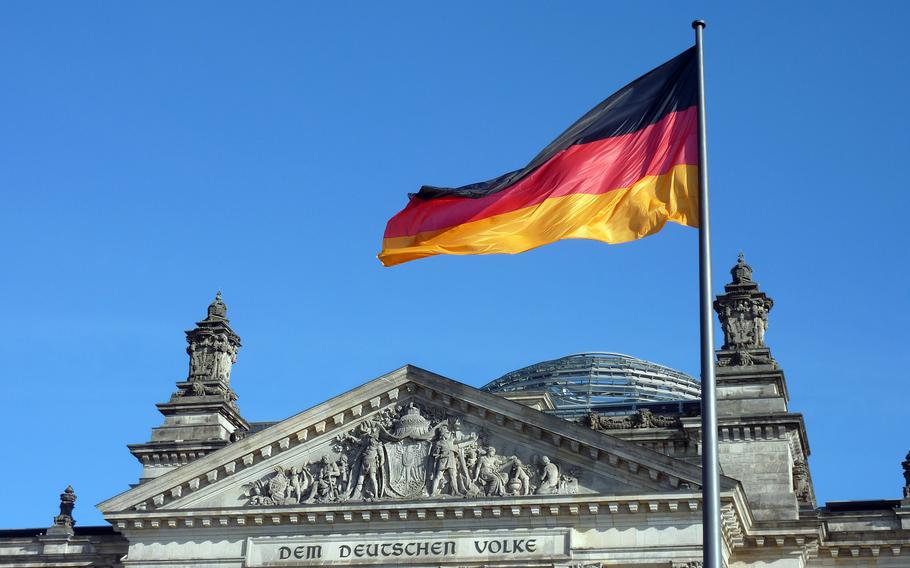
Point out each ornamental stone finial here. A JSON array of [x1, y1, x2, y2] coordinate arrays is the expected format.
[[50, 485, 76, 532], [713, 253, 775, 367], [902, 451, 910, 499], [732, 252, 753, 284], [183, 293, 241, 391], [206, 291, 228, 321]]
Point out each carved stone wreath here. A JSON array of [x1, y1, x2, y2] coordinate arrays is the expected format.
[[244, 403, 579, 506]]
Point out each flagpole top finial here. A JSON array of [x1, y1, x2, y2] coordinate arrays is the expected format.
[[692, 19, 706, 29]]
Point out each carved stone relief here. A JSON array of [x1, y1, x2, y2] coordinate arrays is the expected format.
[[187, 328, 239, 382], [583, 409, 681, 431], [173, 292, 242, 403], [713, 254, 777, 368], [244, 403, 580, 506], [714, 255, 771, 350], [792, 460, 810, 502], [716, 350, 774, 367], [718, 298, 769, 350]]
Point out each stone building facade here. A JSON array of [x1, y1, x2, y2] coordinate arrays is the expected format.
[[2, 258, 909, 567]]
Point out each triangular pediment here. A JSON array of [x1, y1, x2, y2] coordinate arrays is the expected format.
[[99, 365, 731, 517]]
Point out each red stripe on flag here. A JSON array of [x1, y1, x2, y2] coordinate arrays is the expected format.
[[385, 105, 697, 239]]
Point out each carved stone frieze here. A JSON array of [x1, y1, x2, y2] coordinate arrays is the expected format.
[[244, 403, 579, 506], [670, 562, 703, 568], [584, 409, 681, 431]]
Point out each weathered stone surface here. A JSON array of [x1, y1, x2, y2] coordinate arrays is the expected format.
[[46, 485, 76, 536], [714, 254, 777, 369], [242, 402, 578, 507], [128, 293, 250, 482]]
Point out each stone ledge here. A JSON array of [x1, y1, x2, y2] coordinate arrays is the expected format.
[[106, 492, 714, 530]]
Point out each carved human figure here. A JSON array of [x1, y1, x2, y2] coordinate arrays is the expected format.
[[462, 442, 479, 473], [316, 455, 342, 501], [218, 347, 234, 381], [535, 455, 560, 495], [337, 454, 350, 496], [353, 428, 384, 499], [752, 303, 767, 346], [507, 457, 532, 495], [449, 420, 478, 490], [188, 342, 203, 378], [210, 336, 232, 381], [430, 425, 476, 496], [472, 447, 511, 496], [792, 460, 810, 501], [637, 409, 656, 428], [721, 307, 736, 347], [208, 338, 222, 380], [289, 465, 313, 503]]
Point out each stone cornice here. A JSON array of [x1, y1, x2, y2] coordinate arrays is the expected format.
[[105, 491, 715, 531], [817, 541, 908, 561], [816, 507, 910, 556], [599, 428, 690, 442], [680, 413, 811, 459], [735, 520, 822, 564], [105, 489, 757, 561], [730, 515, 906, 563]]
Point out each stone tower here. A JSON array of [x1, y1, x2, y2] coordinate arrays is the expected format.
[[128, 293, 250, 482], [713, 255, 815, 521]]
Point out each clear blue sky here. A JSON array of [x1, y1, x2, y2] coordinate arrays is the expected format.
[[1, 2, 907, 527]]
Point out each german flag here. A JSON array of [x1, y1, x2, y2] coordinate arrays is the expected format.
[[379, 47, 698, 267]]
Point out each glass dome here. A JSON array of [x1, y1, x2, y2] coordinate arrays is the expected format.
[[481, 352, 700, 418]]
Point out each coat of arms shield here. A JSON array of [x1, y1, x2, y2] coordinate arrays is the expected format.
[[384, 439, 430, 498]]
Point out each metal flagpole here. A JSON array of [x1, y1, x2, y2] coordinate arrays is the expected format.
[[692, 19, 723, 568]]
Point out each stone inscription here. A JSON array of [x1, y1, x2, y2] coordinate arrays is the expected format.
[[247, 530, 568, 566]]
